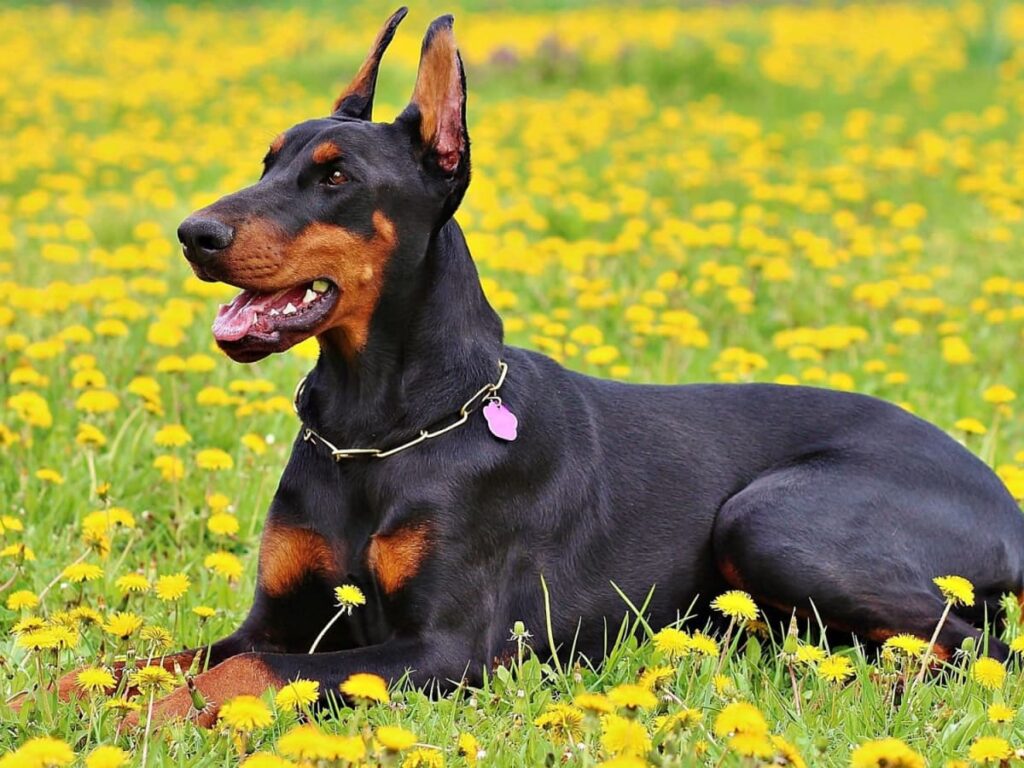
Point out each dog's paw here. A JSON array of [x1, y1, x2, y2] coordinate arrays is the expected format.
[[125, 654, 279, 730]]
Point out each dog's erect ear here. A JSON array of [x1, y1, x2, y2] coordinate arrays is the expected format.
[[401, 15, 469, 176], [332, 7, 408, 121]]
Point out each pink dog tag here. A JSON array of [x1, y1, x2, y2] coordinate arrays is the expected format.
[[483, 401, 518, 441]]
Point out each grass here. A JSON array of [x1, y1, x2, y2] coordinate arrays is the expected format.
[[1, 1, 1023, 766]]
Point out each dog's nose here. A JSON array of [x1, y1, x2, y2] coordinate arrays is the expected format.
[[178, 215, 234, 264]]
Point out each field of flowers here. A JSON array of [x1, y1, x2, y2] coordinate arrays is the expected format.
[[2, 0, 1024, 765]]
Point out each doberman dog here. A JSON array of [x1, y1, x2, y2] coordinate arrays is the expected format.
[[47, 9, 1024, 724]]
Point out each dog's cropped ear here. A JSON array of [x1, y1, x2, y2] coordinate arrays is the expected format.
[[332, 7, 408, 121], [400, 15, 469, 177]]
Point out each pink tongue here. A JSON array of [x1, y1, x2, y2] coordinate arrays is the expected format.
[[212, 288, 293, 342]]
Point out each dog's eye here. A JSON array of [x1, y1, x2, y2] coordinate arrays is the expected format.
[[324, 170, 347, 187]]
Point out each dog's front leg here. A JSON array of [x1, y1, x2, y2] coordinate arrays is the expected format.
[[131, 635, 469, 727]]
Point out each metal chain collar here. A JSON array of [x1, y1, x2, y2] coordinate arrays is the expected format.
[[292, 360, 508, 461]]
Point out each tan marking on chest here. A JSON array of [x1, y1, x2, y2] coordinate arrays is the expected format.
[[367, 522, 431, 594], [258, 524, 339, 597]]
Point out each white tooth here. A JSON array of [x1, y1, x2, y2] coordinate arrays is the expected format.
[[312, 280, 329, 293], [269, 308, 280, 316], [283, 303, 297, 315], [303, 289, 317, 304]]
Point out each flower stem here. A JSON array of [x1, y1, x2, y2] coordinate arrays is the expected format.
[[308, 607, 345, 654], [914, 600, 952, 686]]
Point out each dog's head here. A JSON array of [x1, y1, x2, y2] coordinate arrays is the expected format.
[[178, 8, 470, 363]]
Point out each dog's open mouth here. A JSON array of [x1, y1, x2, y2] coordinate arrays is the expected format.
[[212, 279, 339, 361]]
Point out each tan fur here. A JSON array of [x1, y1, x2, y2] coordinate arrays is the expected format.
[[411, 27, 458, 146], [312, 141, 342, 164], [332, 11, 402, 113], [368, 522, 432, 594], [269, 132, 286, 154], [258, 524, 340, 597], [214, 211, 398, 360]]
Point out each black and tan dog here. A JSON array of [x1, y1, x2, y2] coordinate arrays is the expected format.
[[52, 9, 1024, 723]]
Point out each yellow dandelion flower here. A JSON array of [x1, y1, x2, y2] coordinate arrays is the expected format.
[[1009, 636, 1024, 655], [850, 738, 925, 768], [6, 590, 39, 610], [104, 697, 142, 714], [70, 610, 103, 626], [600, 713, 651, 757], [982, 385, 1015, 404], [335, 584, 367, 610], [933, 575, 975, 606], [401, 747, 443, 767], [153, 454, 185, 481], [457, 733, 480, 766], [688, 631, 719, 657], [76, 423, 107, 448], [77, 667, 117, 693], [207, 492, 232, 512], [85, 745, 130, 768], [596, 757, 647, 768], [192, 605, 216, 619], [882, 634, 929, 658], [154, 424, 192, 447], [713, 702, 768, 737], [10, 737, 74, 766], [607, 683, 657, 711], [140, 625, 174, 650], [275, 679, 320, 711], [204, 550, 243, 581], [242, 433, 268, 454], [794, 644, 826, 665], [128, 665, 177, 694], [219, 694, 274, 732], [36, 468, 65, 485], [711, 590, 758, 621], [17, 628, 61, 651], [154, 572, 190, 601], [377, 725, 418, 752], [729, 732, 775, 758], [638, 665, 674, 691], [575, 692, 614, 714], [75, 389, 119, 414], [967, 736, 1012, 763], [653, 708, 703, 733], [103, 611, 144, 639], [652, 627, 690, 658], [954, 418, 987, 435], [208, 513, 240, 536], [62, 562, 104, 583], [986, 703, 1015, 724], [817, 655, 855, 683], [340, 672, 389, 705], [770, 735, 807, 768], [115, 573, 150, 594], [13, 616, 46, 635], [534, 703, 585, 742], [972, 658, 1006, 690], [196, 448, 233, 471]]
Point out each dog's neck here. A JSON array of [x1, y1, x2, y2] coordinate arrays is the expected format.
[[298, 218, 504, 447]]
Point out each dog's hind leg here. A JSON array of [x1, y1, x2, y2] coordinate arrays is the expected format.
[[711, 460, 1019, 660]]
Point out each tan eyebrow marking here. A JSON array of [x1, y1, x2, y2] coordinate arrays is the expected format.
[[269, 132, 287, 154], [312, 141, 342, 164]]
